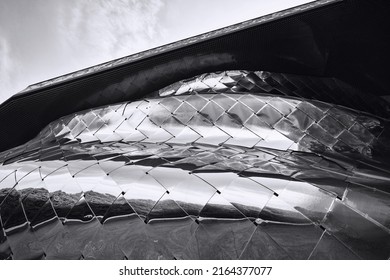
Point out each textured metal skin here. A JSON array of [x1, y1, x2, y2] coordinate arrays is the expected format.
[[1, 71, 389, 260]]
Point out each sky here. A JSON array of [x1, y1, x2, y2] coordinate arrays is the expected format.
[[0, 0, 312, 103]]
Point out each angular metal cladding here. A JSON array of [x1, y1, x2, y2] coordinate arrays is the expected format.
[[0, 70, 390, 260]]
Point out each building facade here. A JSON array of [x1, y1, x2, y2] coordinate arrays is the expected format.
[[0, 0, 390, 259]]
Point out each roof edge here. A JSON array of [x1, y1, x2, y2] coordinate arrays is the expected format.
[[13, 0, 340, 98]]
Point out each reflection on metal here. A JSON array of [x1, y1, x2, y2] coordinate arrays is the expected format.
[[1, 71, 389, 260]]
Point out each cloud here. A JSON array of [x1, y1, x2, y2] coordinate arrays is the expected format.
[[59, 0, 166, 64], [0, 0, 166, 102], [0, 37, 11, 90]]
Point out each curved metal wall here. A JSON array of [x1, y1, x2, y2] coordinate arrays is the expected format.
[[1, 71, 389, 259], [1, 0, 390, 260]]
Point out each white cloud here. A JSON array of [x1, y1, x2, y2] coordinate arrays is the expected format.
[[0, 37, 10, 87], [0, 0, 166, 102], [0, 33, 24, 101], [59, 0, 166, 64]]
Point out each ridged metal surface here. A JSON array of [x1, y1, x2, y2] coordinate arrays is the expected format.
[[1, 71, 390, 260]]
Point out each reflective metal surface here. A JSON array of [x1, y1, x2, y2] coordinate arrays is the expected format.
[[1, 71, 389, 259]]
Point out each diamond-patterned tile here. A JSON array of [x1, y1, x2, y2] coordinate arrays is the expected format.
[[0, 70, 389, 260]]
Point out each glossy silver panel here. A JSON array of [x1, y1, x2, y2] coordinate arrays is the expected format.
[[0, 70, 389, 259]]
